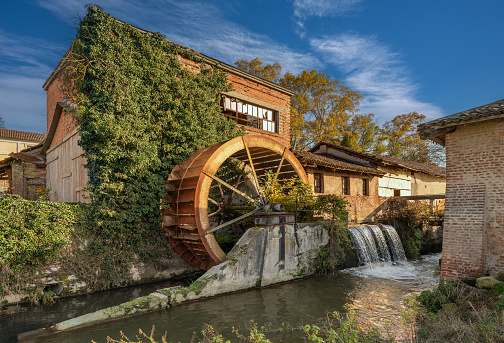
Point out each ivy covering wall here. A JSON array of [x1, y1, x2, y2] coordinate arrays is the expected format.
[[67, 6, 240, 280]]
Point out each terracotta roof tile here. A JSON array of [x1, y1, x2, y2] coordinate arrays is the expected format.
[[310, 142, 446, 178], [419, 99, 504, 130], [0, 128, 46, 142], [375, 155, 446, 177], [293, 150, 385, 176]]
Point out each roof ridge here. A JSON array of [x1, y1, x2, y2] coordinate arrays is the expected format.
[[0, 128, 47, 142]]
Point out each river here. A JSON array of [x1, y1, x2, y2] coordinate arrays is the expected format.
[[2, 253, 441, 343]]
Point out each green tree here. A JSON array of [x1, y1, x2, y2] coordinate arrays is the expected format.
[[340, 113, 385, 154], [234, 58, 362, 150], [234, 58, 282, 83], [380, 112, 445, 164], [0, 115, 4, 129], [279, 70, 362, 150]]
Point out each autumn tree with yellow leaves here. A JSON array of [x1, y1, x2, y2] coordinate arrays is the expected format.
[[234, 58, 444, 165], [234, 58, 362, 150]]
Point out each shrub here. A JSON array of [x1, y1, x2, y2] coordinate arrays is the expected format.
[[0, 196, 85, 269], [380, 198, 432, 259]]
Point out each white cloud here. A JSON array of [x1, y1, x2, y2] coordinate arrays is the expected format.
[[292, 0, 362, 19], [0, 30, 65, 132], [0, 30, 64, 78], [36, 0, 321, 74], [291, 0, 362, 37], [310, 34, 443, 121], [0, 75, 47, 133]]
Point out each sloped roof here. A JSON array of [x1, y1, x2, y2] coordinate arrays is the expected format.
[[420, 99, 504, 129], [43, 8, 293, 96], [0, 142, 45, 169], [0, 128, 46, 142], [418, 99, 504, 145], [376, 155, 446, 177], [310, 142, 446, 178], [293, 150, 385, 176]]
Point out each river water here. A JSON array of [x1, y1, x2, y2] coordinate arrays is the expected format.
[[4, 253, 441, 343]]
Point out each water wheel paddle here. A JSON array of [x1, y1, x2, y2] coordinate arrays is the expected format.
[[163, 135, 308, 270]]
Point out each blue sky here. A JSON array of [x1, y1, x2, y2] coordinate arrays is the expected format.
[[1, 0, 503, 133]]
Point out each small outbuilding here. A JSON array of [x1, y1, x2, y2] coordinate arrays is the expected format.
[[0, 129, 46, 196], [419, 98, 504, 279], [0, 143, 46, 200]]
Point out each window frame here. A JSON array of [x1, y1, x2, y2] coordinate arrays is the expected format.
[[314, 172, 324, 193], [221, 96, 279, 134], [362, 178, 369, 196], [342, 176, 350, 195]]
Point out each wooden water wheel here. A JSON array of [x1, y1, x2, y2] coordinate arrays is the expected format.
[[163, 135, 308, 270]]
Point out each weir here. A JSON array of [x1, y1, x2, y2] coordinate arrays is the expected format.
[[349, 225, 406, 265], [18, 221, 330, 340], [18, 222, 408, 341]]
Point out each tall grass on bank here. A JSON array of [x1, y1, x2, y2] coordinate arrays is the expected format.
[[416, 280, 504, 342], [97, 310, 392, 343]]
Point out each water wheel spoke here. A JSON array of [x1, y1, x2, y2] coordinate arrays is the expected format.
[[207, 208, 260, 234], [242, 137, 261, 193], [208, 207, 223, 218], [274, 147, 287, 181], [203, 172, 258, 205]]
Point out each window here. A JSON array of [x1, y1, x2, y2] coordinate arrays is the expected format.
[[221, 97, 278, 133], [314, 173, 323, 193], [394, 189, 401, 197], [362, 178, 369, 196], [342, 176, 350, 195]]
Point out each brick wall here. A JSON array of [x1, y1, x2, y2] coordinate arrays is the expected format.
[[225, 73, 291, 146], [305, 167, 382, 223], [46, 76, 78, 149], [177, 56, 291, 146], [45, 54, 292, 203], [442, 119, 504, 279], [9, 161, 47, 200]]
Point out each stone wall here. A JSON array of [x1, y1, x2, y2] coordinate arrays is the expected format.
[[2, 253, 197, 306], [442, 118, 504, 279], [9, 161, 46, 200]]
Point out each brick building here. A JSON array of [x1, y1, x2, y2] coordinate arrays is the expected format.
[[294, 142, 446, 223], [0, 129, 46, 194], [0, 143, 47, 199], [419, 98, 504, 279], [43, 19, 292, 203], [294, 150, 384, 223]]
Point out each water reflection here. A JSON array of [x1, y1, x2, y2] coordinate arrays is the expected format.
[[16, 254, 441, 343]]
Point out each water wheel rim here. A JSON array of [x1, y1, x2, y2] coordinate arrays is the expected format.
[[164, 134, 308, 270]]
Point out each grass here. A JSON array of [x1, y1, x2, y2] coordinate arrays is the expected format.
[[416, 280, 504, 342]]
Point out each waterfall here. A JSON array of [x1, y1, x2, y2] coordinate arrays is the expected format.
[[349, 225, 406, 265], [348, 226, 380, 264], [381, 225, 407, 262], [368, 225, 391, 262]]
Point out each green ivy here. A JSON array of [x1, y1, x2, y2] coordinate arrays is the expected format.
[[0, 196, 84, 269], [68, 6, 240, 281]]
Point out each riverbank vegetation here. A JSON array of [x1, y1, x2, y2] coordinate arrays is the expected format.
[[97, 278, 504, 342], [380, 198, 443, 260], [0, 195, 86, 304], [416, 279, 504, 342]]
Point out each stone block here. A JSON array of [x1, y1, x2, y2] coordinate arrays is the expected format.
[[476, 276, 502, 290]]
